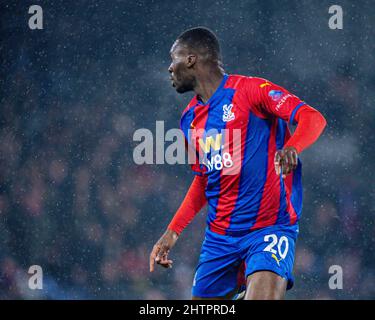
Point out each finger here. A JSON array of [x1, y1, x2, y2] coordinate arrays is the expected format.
[[150, 249, 158, 272], [291, 150, 298, 170], [284, 150, 297, 176], [281, 154, 289, 178], [274, 151, 282, 175], [156, 248, 170, 267], [149, 245, 160, 272], [150, 252, 156, 272], [274, 151, 281, 164], [280, 162, 285, 179], [158, 259, 174, 268], [158, 259, 173, 268], [284, 152, 294, 175], [156, 252, 172, 265], [157, 249, 170, 262]]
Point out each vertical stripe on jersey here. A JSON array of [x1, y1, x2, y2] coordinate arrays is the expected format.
[[180, 103, 208, 174], [229, 113, 271, 231], [192, 103, 211, 173], [210, 105, 245, 234], [250, 118, 280, 230], [206, 88, 235, 234], [275, 119, 289, 225]]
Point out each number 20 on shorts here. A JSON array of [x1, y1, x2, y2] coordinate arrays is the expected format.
[[263, 234, 289, 260]]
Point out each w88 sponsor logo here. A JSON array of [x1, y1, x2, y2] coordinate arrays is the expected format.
[[203, 152, 233, 172]]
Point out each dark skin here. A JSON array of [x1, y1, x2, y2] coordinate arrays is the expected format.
[[274, 146, 298, 179], [149, 40, 298, 300], [167, 40, 225, 102]]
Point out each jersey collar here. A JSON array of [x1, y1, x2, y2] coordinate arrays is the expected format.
[[196, 73, 229, 106]]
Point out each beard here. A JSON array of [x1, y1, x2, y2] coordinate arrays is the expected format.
[[174, 76, 195, 94], [175, 84, 193, 93]]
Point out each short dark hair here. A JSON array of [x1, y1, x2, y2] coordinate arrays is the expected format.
[[177, 27, 221, 62]]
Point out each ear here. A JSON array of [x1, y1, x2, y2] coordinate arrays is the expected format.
[[186, 54, 197, 68]]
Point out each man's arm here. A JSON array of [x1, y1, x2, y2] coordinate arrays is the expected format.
[[149, 175, 207, 272], [274, 105, 327, 178], [168, 175, 207, 234], [245, 77, 327, 178]]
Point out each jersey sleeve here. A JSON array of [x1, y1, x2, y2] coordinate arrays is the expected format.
[[168, 174, 207, 235], [284, 105, 327, 153], [246, 77, 308, 125]]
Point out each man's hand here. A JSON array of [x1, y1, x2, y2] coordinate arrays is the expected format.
[[149, 229, 179, 272], [274, 146, 298, 179]]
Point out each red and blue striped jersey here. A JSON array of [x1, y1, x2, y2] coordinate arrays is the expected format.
[[180, 74, 305, 235]]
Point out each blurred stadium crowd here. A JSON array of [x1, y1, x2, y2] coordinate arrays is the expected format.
[[0, 1, 374, 299]]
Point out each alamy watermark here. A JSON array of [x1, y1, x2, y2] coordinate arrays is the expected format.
[[28, 265, 43, 290], [26, 5, 344, 31], [328, 265, 343, 290], [133, 121, 242, 175], [328, 5, 343, 30], [28, 5, 43, 30]]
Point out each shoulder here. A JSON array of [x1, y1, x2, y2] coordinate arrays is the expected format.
[[225, 74, 272, 91], [181, 96, 199, 117], [180, 96, 199, 132]]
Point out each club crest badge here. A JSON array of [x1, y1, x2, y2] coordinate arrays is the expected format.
[[223, 103, 235, 122]]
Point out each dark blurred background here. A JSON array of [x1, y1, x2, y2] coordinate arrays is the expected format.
[[0, 0, 374, 299]]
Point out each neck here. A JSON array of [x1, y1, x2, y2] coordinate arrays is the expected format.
[[194, 67, 225, 104]]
